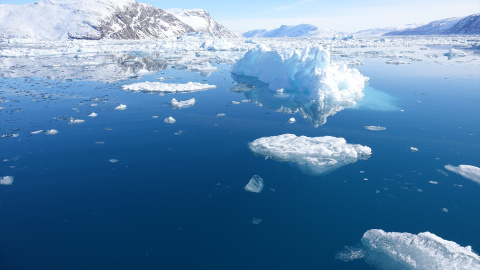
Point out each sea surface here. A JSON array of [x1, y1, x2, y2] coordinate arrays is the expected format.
[[1, 43, 479, 269]]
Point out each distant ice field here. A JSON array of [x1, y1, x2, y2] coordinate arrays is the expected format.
[[0, 36, 479, 270]]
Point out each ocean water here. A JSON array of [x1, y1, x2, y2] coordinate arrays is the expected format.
[[1, 46, 479, 270]]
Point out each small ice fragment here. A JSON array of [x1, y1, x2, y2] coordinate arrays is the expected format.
[[94, 141, 105, 144], [0, 176, 14, 185], [288, 117, 296, 124], [363, 178, 368, 181], [429, 181, 439, 184], [250, 217, 262, 225], [12, 133, 19, 137], [88, 112, 98, 117], [69, 118, 85, 124], [244, 175, 264, 193], [410, 147, 419, 152], [231, 101, 240, 105], [170, 98, 196, 109], [152, 116, 159, 119], [441, 208, 449, 213], [30, 130, 43, 135], [217, 113, 226, 117], [108, 159, 118, 163], [45, 129, 58, 135], [364, 126, 386, 131], [115, 104, 127, 110], [90, 103, 98, 107], [164, 116, 176, 124], [241, 99, 251, 103]]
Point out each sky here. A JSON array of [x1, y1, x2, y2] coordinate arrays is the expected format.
[[1, 0, 479, 33]]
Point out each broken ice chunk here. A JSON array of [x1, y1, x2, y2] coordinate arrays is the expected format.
[[69, 118, 85, 124], [88, 112, 98, 117], [114, 104, 127, 110], [244, 175, 264, 193], [164, 116, 176, 124], [0, 176, 14, 185], [288, 117, 296, 124], [45, 129, 59, 135], [170, 98, 196, 109], [364, 126, 386, 131], [445, 164, 480, 185]]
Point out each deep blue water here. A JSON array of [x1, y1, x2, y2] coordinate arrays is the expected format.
[[1, 56, 479, 269]]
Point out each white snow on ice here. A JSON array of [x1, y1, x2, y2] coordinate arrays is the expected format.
[[337, 229, 480, 270], [249, 134, 371, 175], [122, 81, 216, 93], [444, 164, 480, 185]]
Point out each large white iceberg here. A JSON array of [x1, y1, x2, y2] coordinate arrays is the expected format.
[[444, 164, 480, 185], [337, 229, 480, 270], [249, 134, 371, 175], [122, 81, 216, 93], [231, 46, 368, 126]]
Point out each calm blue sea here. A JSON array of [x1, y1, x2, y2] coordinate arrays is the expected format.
[[1, 54, 479, 269]]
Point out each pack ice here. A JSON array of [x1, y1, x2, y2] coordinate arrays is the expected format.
[[249, 134, 371, 175], [231, 45, 368, 126], [337, 229, 480, 270]]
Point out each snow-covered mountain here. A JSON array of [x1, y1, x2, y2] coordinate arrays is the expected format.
[[384, 14, 480, 35], [165, 9, 242, 38], [243, 24, 337, 38], [0, 0, 239, 40], [353, 24, 419, 37]]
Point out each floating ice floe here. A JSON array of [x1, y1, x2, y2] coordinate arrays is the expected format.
[[249, 134, 371, 175], [45, 129, 58, 135], [444, 164, 480, 185], [30, 130, 43, 135], [88, 112, 98, 117], [164, 116, 176, 124], [216, 113, 226, 117], [0, 176, 14, 185], [244, 175, 264, 193], [288, 117, 296, 124], [108, 159, 118, 163], [170, 98, 196, 109], [386, 59, 411, 65], [232, 45, 367, 126], [122, 81, 216, 93], [410, 147, 419, 152], [364, 126, 386, 131], [69, 118, 85, 124], [250, 217, 262, 225], [337, 229, 480, 270], [231, 101, 240, 105], [114, 104, 127, 110]]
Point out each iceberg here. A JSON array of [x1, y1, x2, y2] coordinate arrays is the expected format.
[[231, 45, 368, 127], [122, 81, 216, 93], [249, 134, 371, 175], [0, 176, 14, 185], [337, 229, 480, 270], [231, 45, 367, 126], [170, 98, 196, 109], [444, 164, 480, 185], [244, 175, 264, 193]]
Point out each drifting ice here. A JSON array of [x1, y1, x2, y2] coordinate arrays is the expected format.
[[164, 116, 176, 124], [0, 176, 14, 185], [244, 175, 264, 193], [122, 81, 216, 93], [337, 229, 480, 270], [170, 98, 196, 109], [45, 129, 59, 135], [364, 126, 386, 131], [444, 164, 480, 185], [249, 134, 371, 175], [115, 104, 127, 110]]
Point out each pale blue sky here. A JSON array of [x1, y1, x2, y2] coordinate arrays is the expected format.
[[1, 0, 479, 33]]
